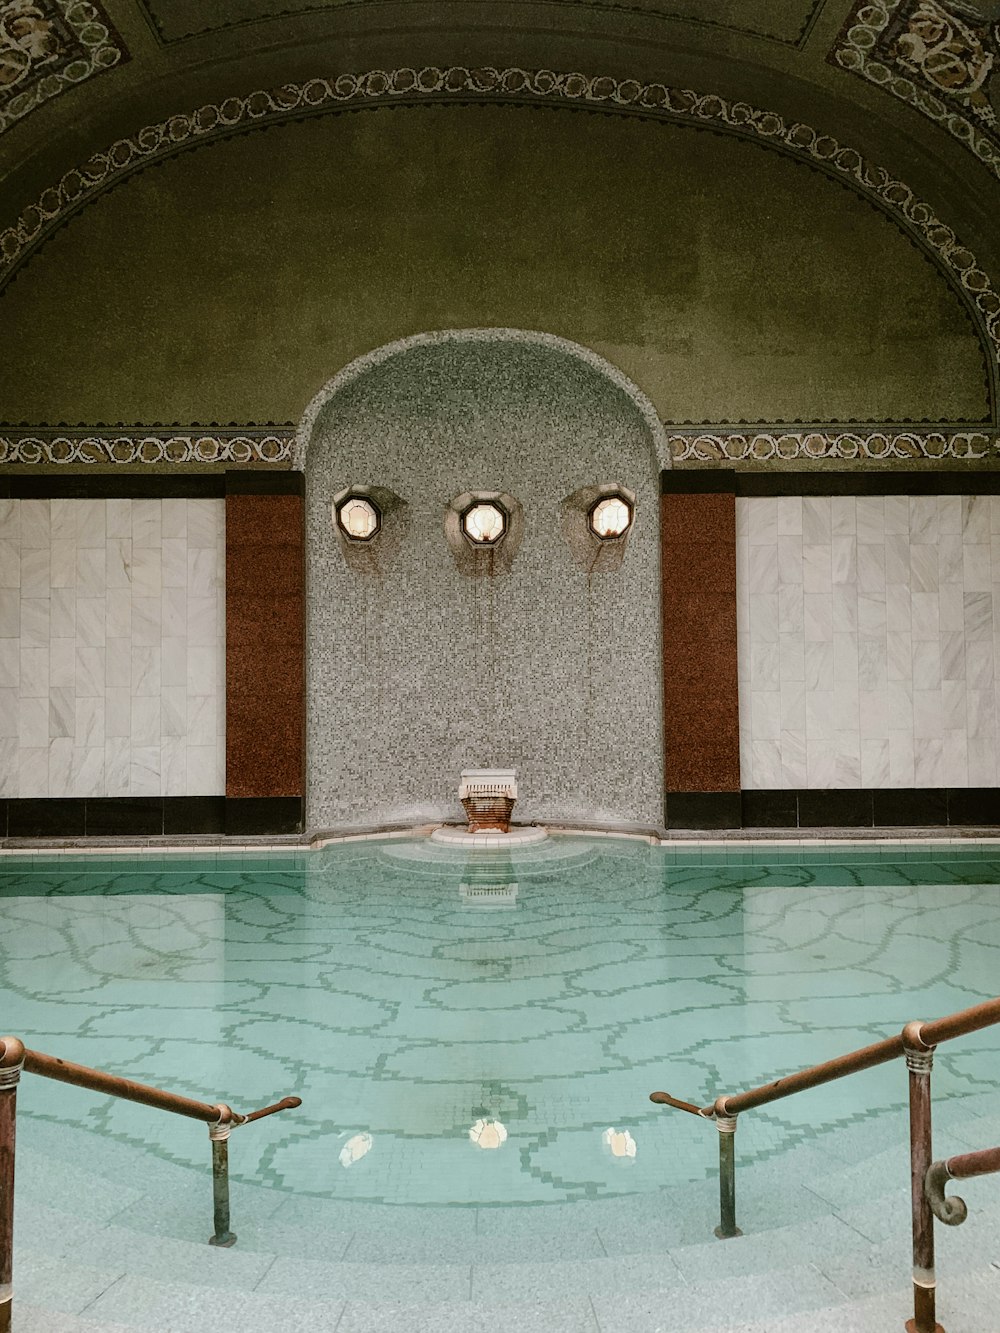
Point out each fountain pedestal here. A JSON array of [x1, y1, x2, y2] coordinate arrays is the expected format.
[[459, 769, 517, 833]]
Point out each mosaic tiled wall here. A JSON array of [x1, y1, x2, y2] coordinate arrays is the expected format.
[[302, 332, 665, 829], [0, 498, 225, 798], [737, 495, 1000, 789]]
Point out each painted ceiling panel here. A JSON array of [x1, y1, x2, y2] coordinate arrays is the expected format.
[[137, 0, 825, 45], [833, 0, 1000, 181], [0, 0, 128, 134]]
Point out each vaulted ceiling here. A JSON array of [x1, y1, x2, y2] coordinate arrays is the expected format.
[[2, 0, 1000, 346]]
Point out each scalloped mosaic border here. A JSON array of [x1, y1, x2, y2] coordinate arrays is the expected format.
[[0, 432, 294, 465], [1, 64, 998, 388], [666, 428, 1000, 463], [831, 0, 1000, 181], [3, 427, 997, 467], [0, 0, 128, 137]]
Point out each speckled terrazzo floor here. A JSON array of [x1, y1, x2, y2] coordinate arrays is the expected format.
[[2, 837, 999, 1331]]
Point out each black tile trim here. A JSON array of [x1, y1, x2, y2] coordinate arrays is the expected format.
[[661, 471, 737, 494], [3, 796, 232, 837], [661, 470, 1000, 497], [225, 471, 304, 495], [5, 476, 226, 499], [739, 789, 1000, 829], [225, 797, 303, 836], [664, 791, 742, 829]]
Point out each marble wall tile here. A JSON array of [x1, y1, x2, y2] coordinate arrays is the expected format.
[[776, 496, 802, 535], [19, 502, 48, 548], [0, 738, 16, 796], [856, 497, 884, 544], [0, 591, 18, 638], [0, 643, 15, 688], [20, 549, 49, 599], [76, 502, 107, 549], [805, 543, 835, 591], [3, 500, 225, 798], [0, 540, 19, 588], [963, 495, 991, 542], [0, 688, 17, 738], [738, 494, 1000, 791]]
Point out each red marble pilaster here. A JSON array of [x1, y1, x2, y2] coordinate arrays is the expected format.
[[225, 490, 304, 799], [660, 490, 741, 792]]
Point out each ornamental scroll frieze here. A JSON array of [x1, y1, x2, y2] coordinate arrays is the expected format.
[[0, 432, 294, 464], [1, 428, 996, 467], [833, 1, 1000, 179], [0, 0, 128, 136], [666, 429, 999, 463]]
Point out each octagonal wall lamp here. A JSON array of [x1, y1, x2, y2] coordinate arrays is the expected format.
[[561, 483, 636, 573], [445, 490, 524, 577], [330, 484, 407, 572]]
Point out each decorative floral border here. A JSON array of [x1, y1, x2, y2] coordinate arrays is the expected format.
[[831, 1, 1000, 181], [1, 64, 998, 389], [3, 427, 996, 467], [666, 429, 999, 463], [0, 432, 294, 464], [0, 0, 129, 137]]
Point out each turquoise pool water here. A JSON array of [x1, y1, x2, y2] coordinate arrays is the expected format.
[[2, 838, 1000, 1213]]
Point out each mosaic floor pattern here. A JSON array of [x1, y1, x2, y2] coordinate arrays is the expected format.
[[2, 838, 1000, 1215]]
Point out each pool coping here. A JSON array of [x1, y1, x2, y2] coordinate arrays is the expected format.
[[2, 821, 1000, 855]]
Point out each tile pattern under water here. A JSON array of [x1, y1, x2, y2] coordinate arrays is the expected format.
[[2, 838, 1000, 1215]]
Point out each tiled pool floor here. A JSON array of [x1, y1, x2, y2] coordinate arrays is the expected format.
[[2, 837, 1000, 1330]]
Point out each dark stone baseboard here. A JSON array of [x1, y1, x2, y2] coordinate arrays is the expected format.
[[0, 796, 303, 839], [665, 789, 1000, 830]]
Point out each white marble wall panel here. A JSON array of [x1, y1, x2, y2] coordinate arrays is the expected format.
[[738, 495, 1000, 789], [0, 499, 225, 797]]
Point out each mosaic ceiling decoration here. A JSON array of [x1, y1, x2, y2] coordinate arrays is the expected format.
[[3, 64, 997, 393], [832, 0, 1000, 179], [2, 427, 997, 467], [137, 0, 826, 46], [0, 0, 128, 135]]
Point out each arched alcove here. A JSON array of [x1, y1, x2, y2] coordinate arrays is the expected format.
[[300, 329, 667, 828]]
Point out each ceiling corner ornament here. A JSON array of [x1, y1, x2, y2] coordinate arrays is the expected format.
[[0, 430, 295, 464], [1, 65, 999, 388], [831, 1, 1000, 178], [0, 0, 129, 137], [665, 428, 1000, 463]]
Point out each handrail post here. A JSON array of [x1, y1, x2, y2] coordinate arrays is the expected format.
[[208, 1105, 237, 1248], [714, 1113, 742, 1239], [903, 1023, 944, 1333], [0, 1040, 25, 1333]]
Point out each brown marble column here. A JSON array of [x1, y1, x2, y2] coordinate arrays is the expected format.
[[660, 477, 741, 827], [225, 474, 305, 834]]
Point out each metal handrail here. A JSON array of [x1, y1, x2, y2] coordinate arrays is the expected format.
[[925, 1145, 1000, 1227], [651, 995, 1000, 1120], [649, 995, 1000, 1333], [0, 1036, 302, 1333]]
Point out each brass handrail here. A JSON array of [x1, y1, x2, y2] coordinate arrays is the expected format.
[[0, 1036, 302, 1333], [651, 995, 1000, 1120], [925, 1145, 1000, 1227], [649, 994, 1000, 1333]]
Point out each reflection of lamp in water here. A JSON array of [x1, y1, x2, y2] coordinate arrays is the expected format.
[[602, 1127, 637, 1159], [469, 1118, 508, 1149], [459, 854, 518, 908], [339, 1131, 373, 1167]]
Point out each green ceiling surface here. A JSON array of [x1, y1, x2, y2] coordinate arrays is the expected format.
[[136, 0, 825, 45]]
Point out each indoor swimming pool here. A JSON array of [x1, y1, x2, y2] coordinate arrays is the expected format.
[[2, 836, 1000, 1331]]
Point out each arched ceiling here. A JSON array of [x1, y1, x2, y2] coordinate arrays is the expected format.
[[2, 0, 999, 271]]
